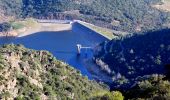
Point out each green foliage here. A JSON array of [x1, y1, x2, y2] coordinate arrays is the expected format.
[[0, 22, 12, 32], [90, 91, 124, 100], [10, 22, 25, 30], [126, 75, 170, 99], [0, 55, 4, 70], [0, 0, 23, 17], [0, 63, 4, 70], [112, 91, 124, 100], [0, 92, 11, 99], [0, 44, 107, 99], [0, 0, 170, 32], [15, 96, 23, 100], [94, 29, 170, 89], [0, 75, 4, 81]]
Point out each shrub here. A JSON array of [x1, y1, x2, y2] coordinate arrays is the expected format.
[[0, 22, 12, 32], [90, 91, 124, 100]]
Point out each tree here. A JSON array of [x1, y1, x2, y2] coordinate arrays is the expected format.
[[90, 91, 124, 100], [0, 22, 12, 32]]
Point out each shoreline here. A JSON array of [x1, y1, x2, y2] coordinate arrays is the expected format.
[[17, 22, 72, 37], [0, 22, 72, 38], [0, 19, 114, 40]]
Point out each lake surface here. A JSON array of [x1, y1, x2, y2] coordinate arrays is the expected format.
[[0, 22, 108, 79]]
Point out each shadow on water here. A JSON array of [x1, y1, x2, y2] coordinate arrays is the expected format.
[[0, 25, 109, 79]]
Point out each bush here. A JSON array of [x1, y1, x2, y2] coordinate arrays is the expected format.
[[111, 91, 124, 100], [0, 22, 12, 32], [90, 91, 124, 100]]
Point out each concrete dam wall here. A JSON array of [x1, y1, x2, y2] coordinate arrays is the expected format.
[[72, 22, 109, 42]]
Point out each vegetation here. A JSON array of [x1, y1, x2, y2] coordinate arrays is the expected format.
[[0, 44, 169, 99], [0, 22, 12, 32], [93, 28, 170, 99], [0, 0, 170, 99], [0, 44, 111, 99], [0, 0, 170, 33], [0, 18, 38, 36], [10, 22, 24, 30], [0, 0, 23, 17], [125, 74, 170, 100], [90, 91, 124, 100], [94, 29, 170, 89]]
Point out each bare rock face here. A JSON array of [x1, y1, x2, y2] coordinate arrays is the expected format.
[[96, 59, 111, 74]]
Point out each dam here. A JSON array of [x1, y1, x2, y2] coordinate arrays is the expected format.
[[0, 21, 109, 79]]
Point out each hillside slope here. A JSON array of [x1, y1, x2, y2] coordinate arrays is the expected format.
[[94, 29, 170, 89], [0, 0, 170, 33], [0, 44, 108, 100]]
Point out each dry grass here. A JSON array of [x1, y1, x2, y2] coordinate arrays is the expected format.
[[152, 0, 170, 12]]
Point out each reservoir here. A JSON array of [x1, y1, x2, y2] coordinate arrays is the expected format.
[[0, 22, 109, 79]]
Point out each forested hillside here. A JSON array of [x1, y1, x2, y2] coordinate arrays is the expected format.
[[0, 44, 170, 100], [0, 44, 123, 100], [0, 0, 170, 33], [0, 0, 22, 17], [94, 29, 170, 90]]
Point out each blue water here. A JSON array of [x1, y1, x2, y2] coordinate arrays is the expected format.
[[0, 23, 108, 79]]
